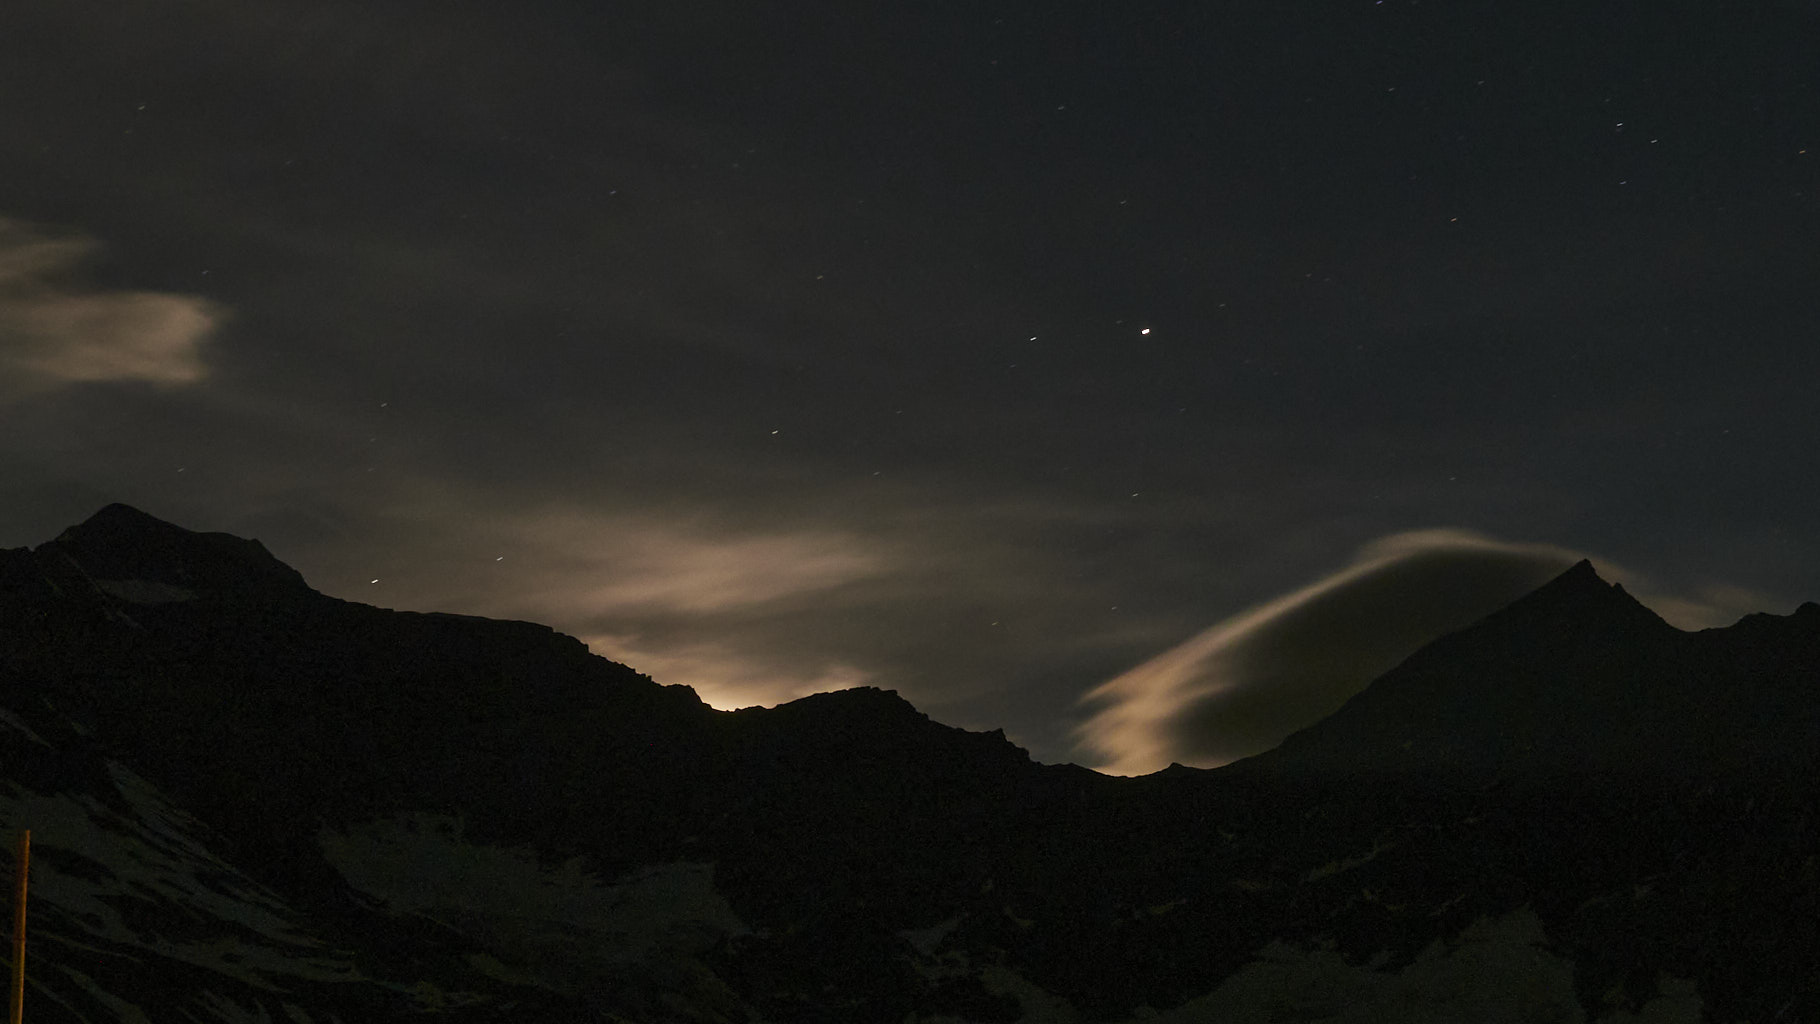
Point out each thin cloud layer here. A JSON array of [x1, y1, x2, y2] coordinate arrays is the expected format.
[[0, 218, 218, 393], [1077, 530, 1584, 775], [461, 506, 888, 618]]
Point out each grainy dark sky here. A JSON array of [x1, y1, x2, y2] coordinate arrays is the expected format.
[[1, 0, 1816, 770]]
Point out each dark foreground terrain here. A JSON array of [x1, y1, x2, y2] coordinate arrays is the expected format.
[[0, 504, 1815, 1022]]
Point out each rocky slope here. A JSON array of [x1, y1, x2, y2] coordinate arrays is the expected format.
[[0, 505, 1814, 1022]]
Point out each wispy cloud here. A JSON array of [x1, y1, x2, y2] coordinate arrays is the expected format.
[[455, 506, 889, 618], [0, 218, 219, 393]]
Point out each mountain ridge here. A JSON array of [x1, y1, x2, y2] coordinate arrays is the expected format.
[[1247, 557, 1820, 782], [0, 505, 1815, 1022]]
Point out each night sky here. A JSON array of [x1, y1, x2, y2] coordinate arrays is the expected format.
[[2, 0, 1817, 772]]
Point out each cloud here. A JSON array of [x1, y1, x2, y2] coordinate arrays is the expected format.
[[562, 530, 883, 616], [454, 506, 888, 618], [0, 217, 219, 393], [1076, 530, 1584, 775]]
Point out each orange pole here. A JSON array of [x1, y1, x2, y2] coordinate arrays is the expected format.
[[9, 830, 25, 1024]]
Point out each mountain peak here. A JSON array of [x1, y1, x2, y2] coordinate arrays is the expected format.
[[1554, 557, 1601, 584], [47, 504, 311, 599], [1485, 557, 1669, 636], [1526, 558, 1617, 600], [759, 686, 930, 730], [1245, 556, 1686, 781]]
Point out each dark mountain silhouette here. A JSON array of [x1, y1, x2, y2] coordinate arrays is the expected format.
[[1249, 559, 1820, 781], [0, 507, 1815, 1022], [45, 501, 315, 597]]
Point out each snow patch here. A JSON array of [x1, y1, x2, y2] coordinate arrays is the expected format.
[[195, 989, 275, 1024], [0, 708, 51, 748], [318, 814, 747, 981], [898, 915, 963, 956], [976, 963, 1084, 1024], [0, 762, 356, 991], [95, 578, 199, 604], [1128, 907, 1594, 1023], [50, 962, 153, 1024], [1594, 975, 1702, 1024]]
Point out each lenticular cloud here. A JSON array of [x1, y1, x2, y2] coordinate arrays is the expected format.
[[1077, 530, 1582, 775]]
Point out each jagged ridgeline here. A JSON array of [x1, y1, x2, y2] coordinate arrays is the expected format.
[[0, 505, 1816, 1022]]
